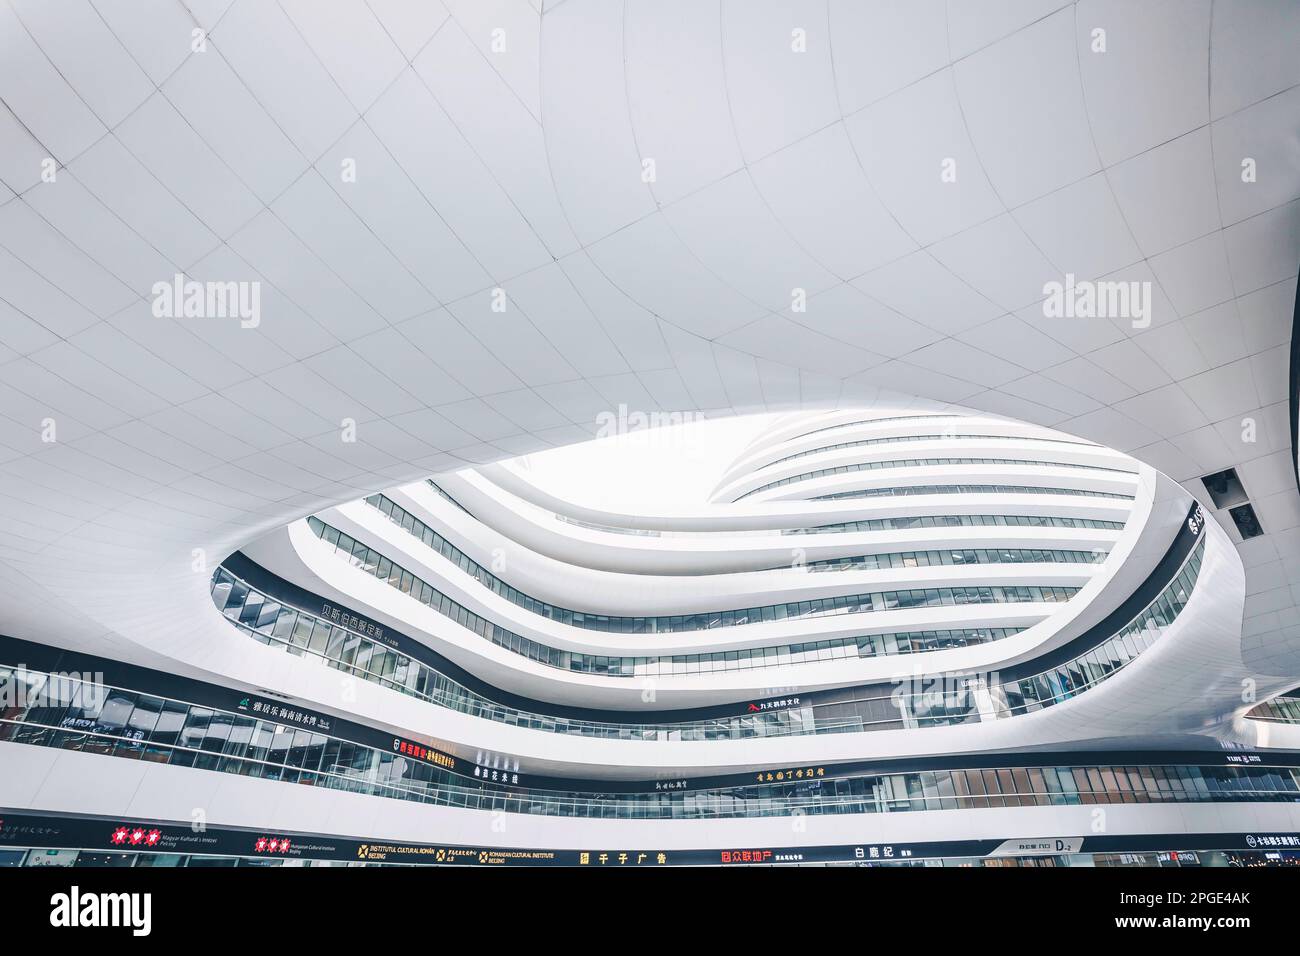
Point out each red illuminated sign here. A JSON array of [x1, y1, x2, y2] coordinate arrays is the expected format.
[[720, 849, 773, 864], [253, 836, 293, 854], [392, 737, 455, 770], [109, 825, 161, 847]]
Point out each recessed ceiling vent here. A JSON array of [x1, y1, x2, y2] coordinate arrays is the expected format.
[[1229, 503, 1265, 540], [1200, 468, 1249, 509]]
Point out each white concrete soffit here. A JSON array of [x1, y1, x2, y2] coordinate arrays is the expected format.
[[0, 1, 1296, 677]]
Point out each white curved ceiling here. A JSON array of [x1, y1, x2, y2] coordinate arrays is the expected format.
[[0, 0, 1297, 678]]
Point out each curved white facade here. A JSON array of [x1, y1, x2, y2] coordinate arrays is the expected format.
[[7, 406, 1287, 868], [0, 0, 1297, 871]]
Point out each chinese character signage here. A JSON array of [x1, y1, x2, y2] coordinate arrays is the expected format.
[[392, 737, 455, 770], [236, 696, 332, 732], [579, 850, 668, 865], [755, 766, 825, 783], [320, 602, 388, 644], [746, 696, 801, 713]]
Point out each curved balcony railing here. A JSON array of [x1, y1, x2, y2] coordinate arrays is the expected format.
[[1246, 694, 1300, 723], [212, 530, 1202, 741], [216, 563, 1023, 681], [762, 433, 1111, 470], [813, 483, 1133, 501], [550, 507, 1126, 539], [736, 456, 1137, 500], [0, 657, 1291, 822], [781, 513, 1124, 536], [306, 514, 1079, 643], [367, 491, 1102, 614], [214, 565, 1010, 740]]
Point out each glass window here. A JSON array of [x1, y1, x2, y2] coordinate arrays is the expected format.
[[146, 700, 189, 752], [244, 721, 274, 763], [201, 711, 235, 753], [115, 694, 163, 756], [223, 716, 256, 759], [266, 724, 293, 764], [178, 708, 213, 750], [92, 690, 137, 737], [237, 592, 263, 626]]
